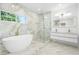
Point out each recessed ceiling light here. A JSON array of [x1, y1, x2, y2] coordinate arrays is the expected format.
[[58, 4, 62, 7], [12, 4, 15, 8], [38, 9, 41, 11]]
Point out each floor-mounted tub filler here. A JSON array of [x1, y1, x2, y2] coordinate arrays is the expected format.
[[2, 34, 33, 53]]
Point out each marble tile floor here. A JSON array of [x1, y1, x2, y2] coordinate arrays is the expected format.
[[7, 39, 79, 55]]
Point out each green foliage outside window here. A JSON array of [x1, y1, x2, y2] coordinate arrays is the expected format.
[[0, 11, 16, 22]]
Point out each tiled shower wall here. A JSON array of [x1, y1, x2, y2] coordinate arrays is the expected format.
[[37, 12, 51, 42]]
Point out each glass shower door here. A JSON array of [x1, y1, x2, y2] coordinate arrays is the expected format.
[[38, 12, 51, 42], [43, 12, 51, 41]]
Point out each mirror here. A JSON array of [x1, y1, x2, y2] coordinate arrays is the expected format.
[[52, 16, 77, 28]]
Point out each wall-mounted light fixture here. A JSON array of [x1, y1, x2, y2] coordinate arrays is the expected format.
[[11, 4, 15, 8], [11, 4, 20, 11]]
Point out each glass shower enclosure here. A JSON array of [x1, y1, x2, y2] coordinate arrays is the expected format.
[[38, 12, 51, 42]]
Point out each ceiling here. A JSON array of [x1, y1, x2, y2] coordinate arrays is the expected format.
[[20, 3, 76, 14], [0, 3, 77, 14], [20, 3, 58, 13]]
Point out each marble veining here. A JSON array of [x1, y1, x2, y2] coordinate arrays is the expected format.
[[7, 39, 79, 55]]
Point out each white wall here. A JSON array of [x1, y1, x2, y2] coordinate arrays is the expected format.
[[51, 4, 78, 34], [0, 3, 39, 37], [50, 4, 79, 44], [77, 4, 79, 35]]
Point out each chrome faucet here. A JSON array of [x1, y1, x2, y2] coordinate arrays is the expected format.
[[56, 29, 57, 32], [68, 29, 70, 32]]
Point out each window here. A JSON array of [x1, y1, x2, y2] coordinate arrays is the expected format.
[[0, 11, 16, 21], [17, 16, 29, 24]]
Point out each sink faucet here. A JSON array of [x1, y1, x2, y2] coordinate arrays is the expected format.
[[68, 29, 70, 32], [56, 29, 57, 32]]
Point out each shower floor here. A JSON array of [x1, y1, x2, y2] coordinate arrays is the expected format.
[[8, 39, 79, 55]]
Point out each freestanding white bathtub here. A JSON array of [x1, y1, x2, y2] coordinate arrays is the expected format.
[[2, 34, 33, 53]]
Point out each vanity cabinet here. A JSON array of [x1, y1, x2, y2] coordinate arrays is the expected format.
[[50, 16, 79, 46], [50, 31, 78, 47], [50, 26, 78, 47]]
